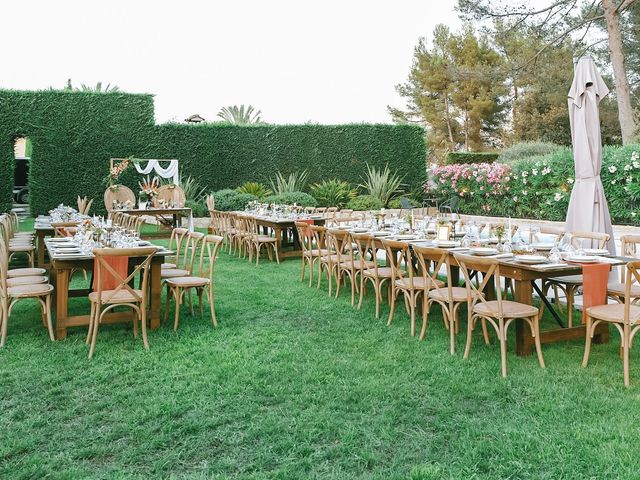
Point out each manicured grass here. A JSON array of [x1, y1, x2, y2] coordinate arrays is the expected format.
[[1, 221, 640, 478]]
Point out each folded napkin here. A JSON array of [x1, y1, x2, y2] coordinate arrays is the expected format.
[[530, 263, 568, 269]]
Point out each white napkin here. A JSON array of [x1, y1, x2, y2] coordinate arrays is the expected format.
[[531, 263, 568, 269]]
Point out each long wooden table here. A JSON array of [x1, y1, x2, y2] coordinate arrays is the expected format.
[[45, 239, 170, 339], [114, 207, 192, 239], [238, 213, 326, 259], [366, 236, 624, 356]]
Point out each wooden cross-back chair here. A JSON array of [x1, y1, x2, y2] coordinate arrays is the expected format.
[[156, 184, 186, 208], [329, 229, 361, 305], [86, 246, 158, 358], [308, 225, 333, 290], [382, 239, 422, 336], [162, 231, 204, 320], [1, 215, 35, 267], [583, 261, 640, 387], [413, 245, 469, 354], [0, 236, 54, 347], [162, 227, 189, 270], [165, 235, 224, 330], [454, 252, 545, 378], [246, 217, 279, 265], [608, 235, 640, 304], [351, 233, 392, 319], [295, 221, 322, 288]]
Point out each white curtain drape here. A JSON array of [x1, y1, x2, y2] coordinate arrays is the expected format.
[[134, 159, 179, 185]]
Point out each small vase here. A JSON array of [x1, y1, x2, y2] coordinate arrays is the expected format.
[[139, 201, 147, 210]]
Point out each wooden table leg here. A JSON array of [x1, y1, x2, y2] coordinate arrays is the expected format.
[[274, 227, 283, 259], [54, 267, 70, 340], [514, 279, 534, 356], [149, 259, 162, 329], [37, 231, 46, 268]]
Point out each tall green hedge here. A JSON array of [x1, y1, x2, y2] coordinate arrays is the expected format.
[[0, 89, 426, 215]]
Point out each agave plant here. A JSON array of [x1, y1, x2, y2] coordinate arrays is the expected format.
[[217, 105, 263, 124], [309, 179, 356, 208], [180, 175, 207, 202], [270, 170, 309, 195], [236, 182, 272, 199], [79, 81, 120, 93], [359, 164, 405, 207]]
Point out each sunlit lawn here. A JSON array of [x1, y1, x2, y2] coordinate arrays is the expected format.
[[1, 220, 639, 479]]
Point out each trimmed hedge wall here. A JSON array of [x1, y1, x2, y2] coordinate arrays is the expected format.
[[0, 90, 426, 215], [445, 152, 499, 164]]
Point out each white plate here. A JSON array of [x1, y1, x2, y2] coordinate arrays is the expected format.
[[531, 243, 554, 251], [584, 248, 609, 256], [371, 231, 391, 237], [137, 241, 152, 246], [570, 255, 599, 263], [350, 228, 369, 233], [395, 235, 417, 240], [515, 254, 547, 264], [470, 247, 499, 256], [435, 240, 458, 248]]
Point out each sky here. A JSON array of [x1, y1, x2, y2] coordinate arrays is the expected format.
[[1, 0, 459, 125]]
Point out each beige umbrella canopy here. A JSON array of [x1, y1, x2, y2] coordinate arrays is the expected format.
[[565, 56, 616, 255]]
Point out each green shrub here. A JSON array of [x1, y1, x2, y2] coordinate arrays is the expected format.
[[309, 179, 356, 208], [498, 142, 563, 163], [388, 197, 419, 209], [445, 152, 499, 165], [236, 182, 272, 199], [359, 164, 404, 207], [263, 191, 317, 207], [213, 189, 258, 211], [347, 195, 384, 211], [185, 199, 208, 217]]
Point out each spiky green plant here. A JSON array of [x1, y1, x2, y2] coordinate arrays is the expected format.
[[270, 170, 309, 195], [359, 164, 405, 207], [236, 182, 272, 199], [309, 179, 356, 208], [180, 175, 207, 202], [217, 105, 262, 124]]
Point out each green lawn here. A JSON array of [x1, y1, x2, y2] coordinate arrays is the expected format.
[[1, 222, 640, 479]]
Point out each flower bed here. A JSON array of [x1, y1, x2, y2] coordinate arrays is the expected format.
[[426, 145, 640, 224]]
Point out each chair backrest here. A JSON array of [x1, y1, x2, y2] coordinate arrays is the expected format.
[[156, 184, 186, 208], [351, 233, 379, 273], [412, 245, 452, 298], [205, 194, 215, 211], [381, 238, 412, 283], [197, 235, 223, 283], [308, 225, 328, 252], [315, 207, 327, 214], [93, 247, 158, 304], [182, 231, 205, 274], [454, 252, 504, 319], [327, 228, 353, 269], [169, 227, 189, 266], [570, 230, 609, 250], [621, 261, 640, 324], [619, 236, 640, 282], [51, 222, 78, 237], [294, 221, 314, 255], [104, 185, 136, 212]]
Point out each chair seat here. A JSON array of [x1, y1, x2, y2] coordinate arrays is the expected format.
[[474, 300, 538, 318], [394, 277, 444, 290], [9, 244, 34, 252], [321, 254, 342, 263], [587, 303, 640, 323], [363, 267, 394, 278], [161, 268, 190, 278], [89, 289, 144, 304], [428, 286, 473, 302], [254, 235, 276, 243], [8, 267, 46, 277], [8, 283, 54, 298], [607, 282, 640, 298], [345, 260, 376, 270], [161, 262, 176, 269], [7, 275, 48, 287], [165, 276, 210, 287], [308, 249, 330, 257], [548, 275, 583, 285]]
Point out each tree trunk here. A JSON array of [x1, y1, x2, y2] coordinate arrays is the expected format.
[[602, 0, 637, 144], [464, 109, 470, 151], [444, 94, 455, 147]]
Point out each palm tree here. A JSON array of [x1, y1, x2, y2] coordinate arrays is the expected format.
[[217, 105, 262, 124]]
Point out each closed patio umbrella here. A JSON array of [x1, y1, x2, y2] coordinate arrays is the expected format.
[[565, 56, 616, 255]]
